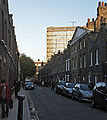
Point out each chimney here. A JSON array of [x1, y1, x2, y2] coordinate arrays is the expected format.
[[88, 18, 90, 23], [92, 18, 94, 22], [99, 2, 101, 6], [102, 2, 104, 6]]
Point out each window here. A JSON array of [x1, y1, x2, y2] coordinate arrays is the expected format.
[[66, 60, 68, 71], [83, 77, 85, 81], [80, 56, 82, 68], [68, 59, 70, 71], [90, 52, 93, 66], [95, 49, 99, 65], [79, 40, 82, 49], [67, 75, 69, 82], [83, 55, 86, 67], [83, 38, 86, 48], [94, 76, 97, 84], [75, 57, 77, 70], [88, 74, 91, 83]]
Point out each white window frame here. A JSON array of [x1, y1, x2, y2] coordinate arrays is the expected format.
[[67, 75, 70, 82], [84, 55, 86, 67], [75, 57, 77, 70], [68, 59, 70, 71], [83, 38, 86, 48], [80, 56, 82, 68], [90, 52, 93, 66], [79, 40, 82, 49], [95, 49, 99, 65], [66, 60, 68, 71]]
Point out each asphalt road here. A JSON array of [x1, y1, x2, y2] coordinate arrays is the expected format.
[[29, 86, 107, 120]]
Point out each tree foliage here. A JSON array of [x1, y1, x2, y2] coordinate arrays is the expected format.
[[20, 54, 36, 80]]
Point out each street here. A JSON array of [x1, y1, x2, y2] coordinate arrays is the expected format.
[[29, 86, 107, 120]]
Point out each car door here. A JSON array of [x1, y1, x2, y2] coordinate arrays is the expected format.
[[94, 83, 101, 104], [95, 83, 105, 105], [73, 84, 78, 98], [75, 84, 80, 99], [98, 83, 106, 106]]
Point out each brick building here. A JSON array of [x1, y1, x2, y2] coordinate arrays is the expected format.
[[69, 1, 107, 84], [0, 0, 19, 86]]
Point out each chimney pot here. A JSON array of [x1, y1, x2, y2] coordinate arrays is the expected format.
[[99, 2, 101, 6], [102, 2, 104, 6], [88, 18, 90, 23], [92, 18, 94, 22], [105, 3, 107, 6]]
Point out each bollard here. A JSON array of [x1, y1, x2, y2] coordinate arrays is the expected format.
[[17, 95, 25, 120]]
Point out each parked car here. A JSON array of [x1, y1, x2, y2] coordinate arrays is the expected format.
[[62, 83, 75, 97], [91, 82, 107, 112], [56, 81, 66, 94], [72, 83, 93, 102], [25, 82, 35, 90]]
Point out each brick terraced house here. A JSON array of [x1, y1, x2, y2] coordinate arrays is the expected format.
[[0, 0, 19, 87]]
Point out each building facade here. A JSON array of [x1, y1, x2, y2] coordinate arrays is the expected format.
[[38, 1, 107, 85], [0, 0, 19, 87], [46, 26, 76, 60]]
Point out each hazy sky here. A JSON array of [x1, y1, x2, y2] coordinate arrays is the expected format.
[[8, 0, 106, 61]]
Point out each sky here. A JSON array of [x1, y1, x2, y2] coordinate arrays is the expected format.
[[8, 0, 107, 61]]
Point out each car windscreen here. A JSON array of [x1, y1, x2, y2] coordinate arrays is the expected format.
[[59, 81, 66, 85], [26, 82, 33, 85], [67, 83, 75, 88], [80, 84, 90, 90]]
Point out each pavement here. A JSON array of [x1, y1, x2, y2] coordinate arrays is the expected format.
[[0, 87, 31, 120]]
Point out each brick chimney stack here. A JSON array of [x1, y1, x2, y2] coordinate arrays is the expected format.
[[86, 18, 94, 31]]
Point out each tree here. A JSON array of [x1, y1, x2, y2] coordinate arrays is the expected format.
[[20, 54, 36, 81]]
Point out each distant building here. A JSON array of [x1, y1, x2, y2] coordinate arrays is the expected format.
[[35, 59, 47, 75], [46, 26, 76, 60]]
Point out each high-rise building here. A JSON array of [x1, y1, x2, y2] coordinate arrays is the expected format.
[[46, 26, 76, 60]]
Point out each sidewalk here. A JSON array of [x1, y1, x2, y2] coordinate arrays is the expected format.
[[0, 87, 30, 120]]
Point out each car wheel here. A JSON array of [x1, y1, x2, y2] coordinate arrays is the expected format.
[[91, 99, 96, 108], [72, 93, 74, 100], [78, 95, 82, 102]]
